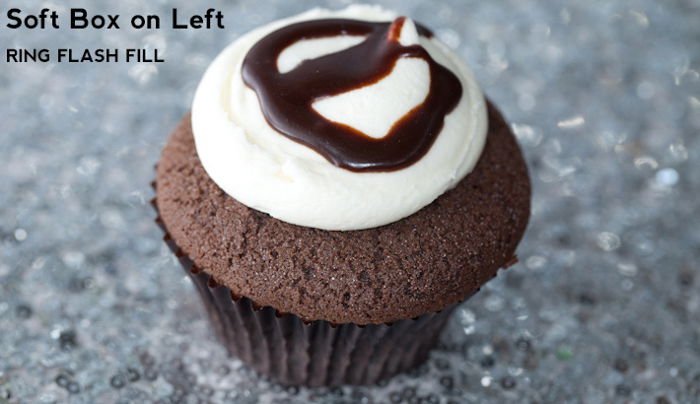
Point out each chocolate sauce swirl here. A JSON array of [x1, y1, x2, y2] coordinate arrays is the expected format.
[[242, 18, 463, 172]]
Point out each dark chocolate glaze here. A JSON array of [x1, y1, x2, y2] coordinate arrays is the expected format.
[[242, 18, 463, 172]]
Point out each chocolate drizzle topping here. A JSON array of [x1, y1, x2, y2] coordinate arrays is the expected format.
[[242, 17, 463, 172]]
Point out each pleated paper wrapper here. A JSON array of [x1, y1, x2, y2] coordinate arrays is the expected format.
[[152, 182, 457, 386]]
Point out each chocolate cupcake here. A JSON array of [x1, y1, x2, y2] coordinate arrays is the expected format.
[[154, 5, 530, 386]]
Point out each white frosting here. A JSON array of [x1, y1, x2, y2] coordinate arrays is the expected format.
[[312, 57, 430, 139], [277, 35, 365, 74], [191, 5, 488, 230]]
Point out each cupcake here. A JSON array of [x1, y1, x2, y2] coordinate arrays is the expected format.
[[153, 5, 530, 386]]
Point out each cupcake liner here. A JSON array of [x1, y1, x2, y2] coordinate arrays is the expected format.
[[152, 179, 459, 386]]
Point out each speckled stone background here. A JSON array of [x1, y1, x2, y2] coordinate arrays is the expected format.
[[1, 0, 699, 403]]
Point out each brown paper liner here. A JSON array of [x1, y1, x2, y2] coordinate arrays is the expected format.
[[151, 180, 459, 386]]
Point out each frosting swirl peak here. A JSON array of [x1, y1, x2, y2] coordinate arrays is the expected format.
[[191, 5, 487, 230]]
